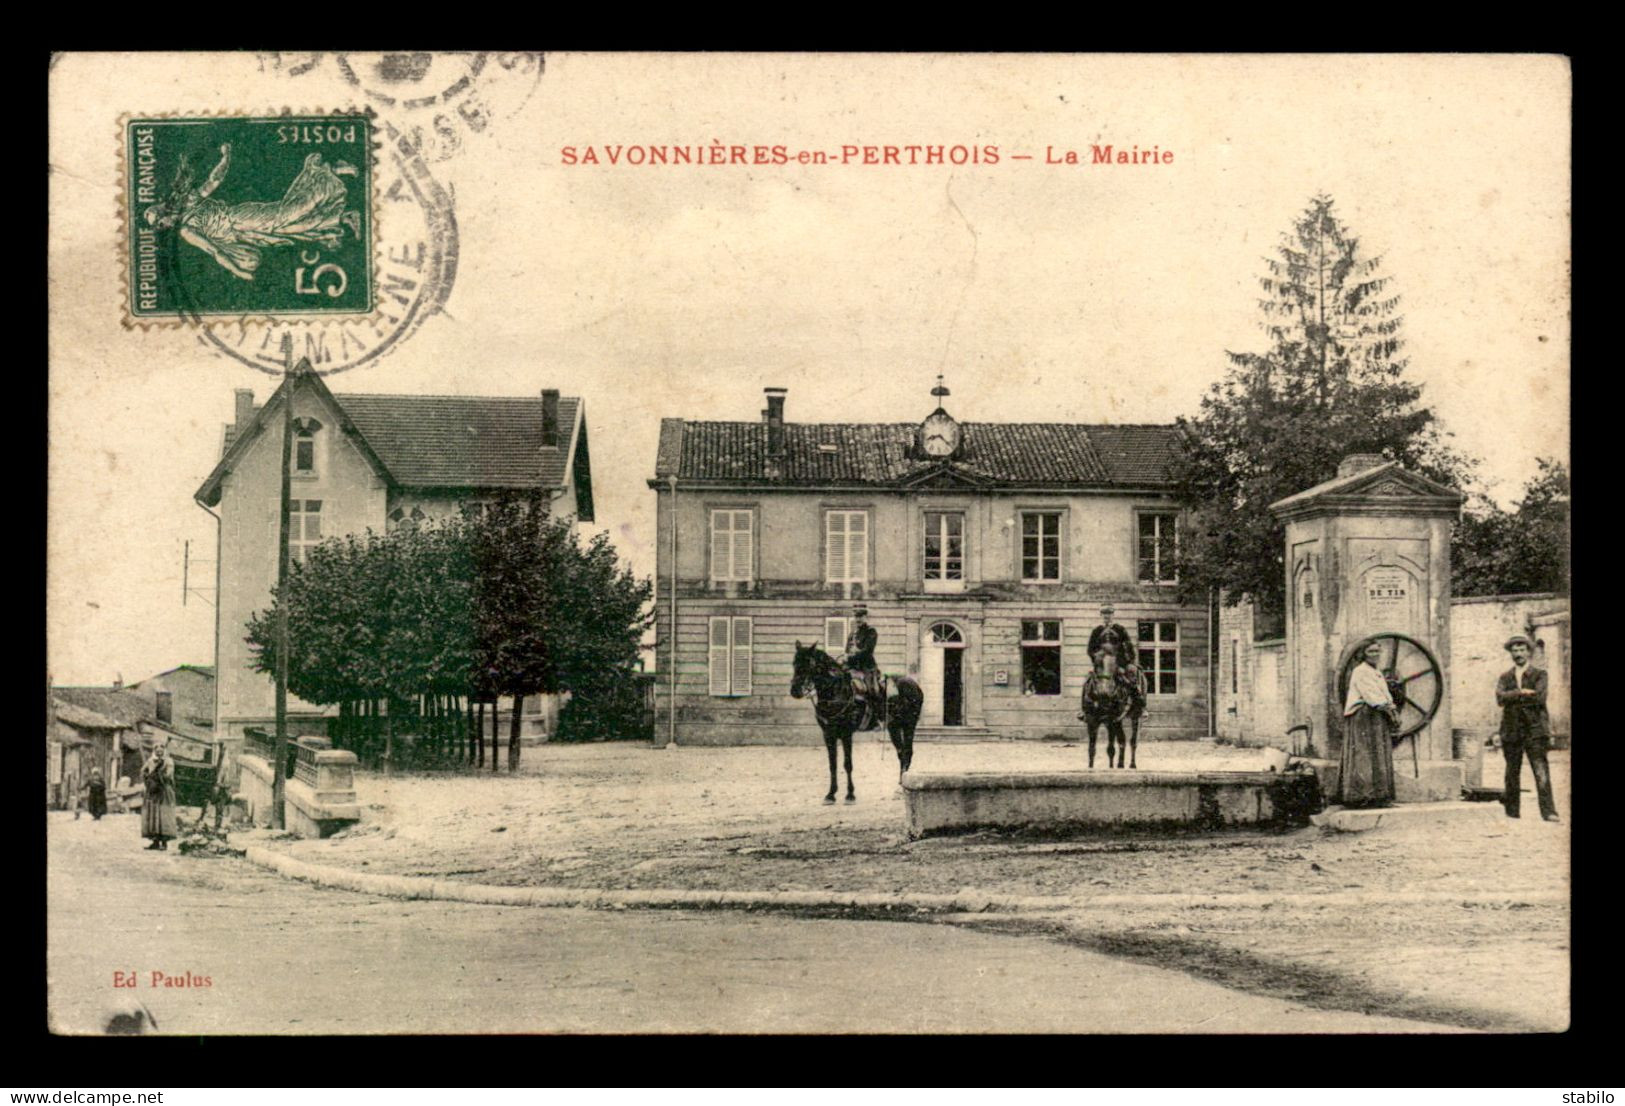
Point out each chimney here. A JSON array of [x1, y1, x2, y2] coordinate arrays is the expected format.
[[1337, 453, 1388, 479], [234, 388, 255, 427], [541, 389, 560, 447], [763, 387, 787, 456]]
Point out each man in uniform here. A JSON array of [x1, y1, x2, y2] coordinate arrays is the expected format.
[[1495, 634, 1559, 822], [1086, 603, 1133, 668], [1087, 603, 1147, 713], [844, 605, 884, 731]]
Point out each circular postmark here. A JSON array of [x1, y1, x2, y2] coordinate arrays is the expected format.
[[189, 122, 458, 377], [260, 51, 544, 164]]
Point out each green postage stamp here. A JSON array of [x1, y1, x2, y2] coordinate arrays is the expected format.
[[125, 114, 373, 320]]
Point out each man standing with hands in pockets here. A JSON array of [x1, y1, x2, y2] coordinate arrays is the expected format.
[[1495, 634, 1560, 822]]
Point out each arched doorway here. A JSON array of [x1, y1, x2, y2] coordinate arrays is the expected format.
[[920, 621, 967, 727]]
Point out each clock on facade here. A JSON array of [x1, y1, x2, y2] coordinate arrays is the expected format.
[[921, 410, 961, 457]]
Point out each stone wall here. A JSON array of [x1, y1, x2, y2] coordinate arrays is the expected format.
[[1216, 599, 1291, 749], [1450, 593, 1570, 741], [1219, 592, 1571, 750]]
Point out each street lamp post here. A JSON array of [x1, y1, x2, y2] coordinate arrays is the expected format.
[[271, 336, 296, 829]]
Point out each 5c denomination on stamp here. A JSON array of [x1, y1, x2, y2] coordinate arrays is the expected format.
[[125, 113, 373, 320]]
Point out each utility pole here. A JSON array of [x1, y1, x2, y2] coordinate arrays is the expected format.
[[272, 335, 296, 829]]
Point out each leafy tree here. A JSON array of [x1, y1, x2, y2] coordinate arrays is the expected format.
[[247, 495, 653, 769], [1453, 459, 1570, 597], [1173, 194, 1476, 631]]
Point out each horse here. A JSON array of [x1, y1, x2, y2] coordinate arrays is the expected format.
[[1079, 652, 1138, 768], [886, 674, 924, 776], [791, 641, 865, 803], [1120, 663, 1149, 769]]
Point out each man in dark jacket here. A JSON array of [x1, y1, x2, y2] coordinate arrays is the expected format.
[[1086, 603, 1133, 668], [1087, 603, 1146, 713], [1495, 634, 1559, 822], [844, 605, 883, 731]]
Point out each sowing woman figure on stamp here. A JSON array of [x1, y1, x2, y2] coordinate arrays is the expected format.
[[145, 143, 361, 280]]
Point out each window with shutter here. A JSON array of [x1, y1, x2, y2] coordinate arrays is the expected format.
[[709, 616, 731, 695], [731, 617, 752, 695], [824, 617, 850, 652], [710, 509, 754, 585], [825, 510, 868, 591], [708, 615, 754, 697]]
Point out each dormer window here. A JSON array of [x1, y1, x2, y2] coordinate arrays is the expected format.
[[293, 417, 323, 477]]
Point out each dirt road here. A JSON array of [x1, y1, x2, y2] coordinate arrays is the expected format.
[[47, 812, 1461, 1034], [257, 740, 1570, 1031]]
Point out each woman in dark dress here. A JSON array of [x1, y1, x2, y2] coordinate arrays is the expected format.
[[141, 744, 178, 850], [85, 767, 107, 821], [1340, 641, 1398, 807]]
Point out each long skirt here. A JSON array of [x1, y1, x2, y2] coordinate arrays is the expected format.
[[141, 782, 178, 840], [1339, 704, 1396, 807], [87, 782, 107, 819]]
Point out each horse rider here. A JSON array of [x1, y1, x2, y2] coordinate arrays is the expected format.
[[844, 605, 884, 731], [1087, 602, 1147, 712]]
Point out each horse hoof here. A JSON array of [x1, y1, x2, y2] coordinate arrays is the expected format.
[[823, 795, 836, 805], [845, 794, 856, 804]]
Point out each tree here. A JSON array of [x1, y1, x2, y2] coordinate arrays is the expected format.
[[247, 496, 653, 769], [1173, 195, 1476, 631], [1453, 459, 1570, 597]]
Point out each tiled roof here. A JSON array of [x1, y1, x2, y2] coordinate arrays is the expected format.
[[51, 699, 126, 731], [224, 394, 578, 490], [202, 371, 587, 509], [655, 421, 1182, 487], [52, 687, 157, 728], [340, 394, 580, 489]]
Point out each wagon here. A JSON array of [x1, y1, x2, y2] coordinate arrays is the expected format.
[[159, 732, 227, 810]]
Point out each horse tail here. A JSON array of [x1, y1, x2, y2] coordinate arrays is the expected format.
[[889, 676, 924, 728]]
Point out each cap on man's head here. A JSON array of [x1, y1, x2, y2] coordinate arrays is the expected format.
[[852, 605, 869, 618], [1504, 634, 1535, 652], [1100, 603, 1116, 614]]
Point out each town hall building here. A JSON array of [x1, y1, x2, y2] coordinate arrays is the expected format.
[[195, 365, 595, 747], [648, 384, 1210, 744]]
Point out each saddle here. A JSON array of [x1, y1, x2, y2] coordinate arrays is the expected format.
[[848, 669, 886, 731]]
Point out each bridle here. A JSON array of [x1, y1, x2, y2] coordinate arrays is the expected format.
[[793, 647, 864, 727]]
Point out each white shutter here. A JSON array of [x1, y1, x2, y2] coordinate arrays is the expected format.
[[826, 512, 847, 582], [708, 616, 731, 695], [824, 617, 848, 652], [710, 512, 730, 582], [848, 512, 868, 585], [731, 617, 753, 696], [731, 511, 753, 582]]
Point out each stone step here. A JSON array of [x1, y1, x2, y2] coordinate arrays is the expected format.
[[913, 727, 998, 742]]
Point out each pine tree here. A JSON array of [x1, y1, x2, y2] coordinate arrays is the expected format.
[[1174, 195, 1475, 630]]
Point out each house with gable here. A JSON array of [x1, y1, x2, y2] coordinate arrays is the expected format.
[[648, 383, 1211, 745], [126, 664, 216, 735], [194, 363, 595, 745]]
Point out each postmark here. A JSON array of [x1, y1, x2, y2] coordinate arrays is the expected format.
[[194, 120, 460, 376], [256, 51, 544, 164], [125, 114, 375, 320]]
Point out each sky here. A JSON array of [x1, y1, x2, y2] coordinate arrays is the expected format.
[[47, 53, 1571, 686]]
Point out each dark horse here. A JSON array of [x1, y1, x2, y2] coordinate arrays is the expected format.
[[1079, 652, 1140, 768], [886, 674, 924, 776], [791, 641, 865, 803]]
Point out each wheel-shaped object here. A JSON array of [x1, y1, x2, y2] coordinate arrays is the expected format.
[[1338, 632, 1443, 740]]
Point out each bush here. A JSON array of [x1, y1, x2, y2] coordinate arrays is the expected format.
[[553, 678, 654, 743]]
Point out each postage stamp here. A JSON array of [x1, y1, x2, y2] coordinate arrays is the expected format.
[[124, 113, 374, 320]]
